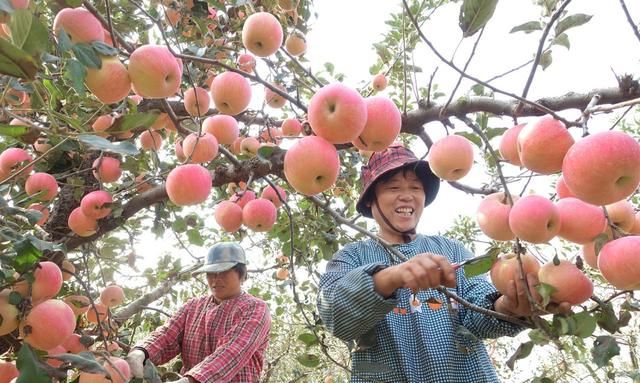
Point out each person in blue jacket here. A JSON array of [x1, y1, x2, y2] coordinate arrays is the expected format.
[[318, 143, 570, 383]]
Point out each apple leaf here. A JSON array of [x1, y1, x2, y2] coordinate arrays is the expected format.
[[13, 238, 41, 272], [535, 282, 556, 307], [506, 341, 534, 370], [16, 343, 51, 383], [596, 301, 619, 334], [186, 229, 204, 246], [91, 41, 118, 57], [555, 13, 592, 37], [552, 33, 571, 50], [295, 353, 320, 368], [78, 134, 140, 156], [539, 0, 558, 16], [510, 21, 542, 34], [0, 37, 39, 79], [571, 310, 597, 338], [56, 29, 72, 52], [458, 0, 499, 38], [47, 352, 106, 374], [298, 333, 319, 347], [72, 43, 101, 69], [455, 131, 482, 148], [110, 113, 159, 133], [539, 50, 552, 70], [593, 232, 610, 257], [8, 10, 48, 57], [592, 335, 620, 367], [0, 124, 30, 137], [64, 59, 86, 96]]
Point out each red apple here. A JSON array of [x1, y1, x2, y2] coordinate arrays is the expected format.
[[284, 32, 306, 56], [182, 132, 219, 163], [604, 199, 635, 234], [538, 260, 594, 305], [281, 118, 302, 136], [476, 192, 519, 241], [210, 72, 252, 116], [236, 53, 256, 73], [139, 130, 163, 151], [508, 194, 560, 243], [265, 84, 286, 109], [214, 201, 243, 232], [517, 115, 574, 174], [598, 236, 640, 290], [165, 164, 212, 206], [242, 199, 277, 232], [261, 185, 287, 208], [68, 207, 98, 237], [371, 73, 388, 92], [183, 86, 211, 117], [229, 190, 256, 208], [240, 137, 260, 156], [241, 12, 283, 57], [308, 83, 367, 144], [556, 197, 606, 244], [25, 172, 58, 201], [128, 45, 183, 99], [203, 115, 239, 145], [27, 203, 49, 226], [0, 147, 33, 174], [80, 190, 113, 219], [92, 157, 121, 183], [352, 96, 401, 152], [85, 56, 131, 104], [53, 7, 104, 44], [427, 135, 474, 181], [555, 175, 574, 199], [284, 136, 339, 195], [490, 253, 540, 296], [498, 123, 525, 166]]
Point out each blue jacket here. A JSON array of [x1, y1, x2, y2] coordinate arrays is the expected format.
[[318, 235, 524, 382]]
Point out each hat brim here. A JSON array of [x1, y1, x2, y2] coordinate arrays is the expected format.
[[192, 262, 238, 275], [356, 160, 440, 218]]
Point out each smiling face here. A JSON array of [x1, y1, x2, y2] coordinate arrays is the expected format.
[[206, 267, 244, 301], [368, 168, 426, 243]]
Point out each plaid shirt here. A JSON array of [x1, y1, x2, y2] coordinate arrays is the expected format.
[[318, 235, 524, 383], [138, 292, 271, 383]]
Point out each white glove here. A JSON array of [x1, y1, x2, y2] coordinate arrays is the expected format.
[[170, 378, 190, 383], [126, 349, 145, 378]]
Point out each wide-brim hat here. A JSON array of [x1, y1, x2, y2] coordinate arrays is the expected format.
[[356, 144, 440, 218], [193, 242, 247, 275]]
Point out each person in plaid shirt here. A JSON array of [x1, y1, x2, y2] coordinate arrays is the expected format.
[[318, 144, 572, 382], [127, 242, 271, 383]]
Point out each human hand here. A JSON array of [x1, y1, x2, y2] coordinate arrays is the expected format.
[[494, 272, 571, 317], [390, 252, 457, 291], [125, 349, 145, 378]]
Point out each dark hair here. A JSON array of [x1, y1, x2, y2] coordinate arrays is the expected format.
[[232, 263, 247, 281], [361, 165, 422, 207]]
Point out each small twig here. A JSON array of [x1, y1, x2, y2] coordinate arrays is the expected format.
[[619, 0, 640, 45], [579, 94, 602, 136]]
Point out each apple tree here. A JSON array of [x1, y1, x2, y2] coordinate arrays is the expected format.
[[0, 0, 639, 382]]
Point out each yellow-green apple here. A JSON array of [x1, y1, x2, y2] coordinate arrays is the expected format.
[[555, 175, 574, 199], [261, 185, 287, 208], [0, 361, 18, 383], [372, 73, 388, 92], [203, 115, 239, 145], [92, 157, 121, 183], [25, 172, 58, 201], [21, 299, 76, 350], [490, 253, 541, 296], [259, 127, 282, 144], [352, 96, 400, 152], [150, 113, 168, 130], [427, 135, 474, 181], [237, 53, 256, 73], [0, 147, 33, 174], [128, 45, 183, 99], [230, 190, 256, 208], [61, 259, 75, 281], [53, 7, 104, 44], [214, 201, 243, 232], [31, 261, 63, 303], [556, 197, 606, 244], [498, 123, 525, 166], [562, 130, 640, 206], [182, 132, 219, 163], [240, 137, 260, 156], [85, 301, 108, 324], [604, 199, 635, 234], [139, 130, 163, 151], [308, 83, 367, 144], [68, 207, 98, 237], [278, 0, 298, 11], [210, 71, 252, 116], [598, 236, 640, 290], [538, 260, 593, 305], [63, 295, 91, 317], [165, 164, 212, 206], [284, 135, 340, 195], [517, 115, 574, 174], [476, 192, 519, 241], [100, 285, 125, 307], [241, 12, 283, 57], [80, 190, 113, 219], [508, 194, 560, 243], [281, 118, 302, 136], [242, 199, 277, 232], [285, 32, 306, 56], [265, 83, 286, 109], [85, 57, 131, 104], [92, 114, 115, 137], [0, 300, 18, 336], [27, 203, 49, 226], [175, 139, 186, 162], [183, 86, 210, 117]]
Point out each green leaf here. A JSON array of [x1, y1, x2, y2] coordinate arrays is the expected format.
[[187, 229, 204, 246], [297, 333, 319, 347], [462, 248, 498, 278], [537, 0, 558, 16], [56, 29, 72, 52], [593, 232, 610, 258], [510, 21, 542, 34], [0, 37, 39, 79], [555, 14, 592, 36], [8, 10, 48, 57], [506, 341, 534, 370], [72, 43, 101, 69], [64, 59, 86, 96], [455, 131, 482, 148], [257, 145, 286, 161], [552, 33, 570, 50], [527, 329, 549, 345], [571, 310, 597, 338], [91, 41, 118, 56], [16, 344, 51, 383], [47, 352, 105, 374], [592, 335, 620, 367], [535, 282, 556, 307], [0, 124, 29, 137], [596, 302, 619, 334], [485, 127, 507, 141], [77, 134, 139, 156], [458, 0, 499, 38], [13, 238, 41, 272], [110, 113, 159, 133], [539, 50, 552, 70], [295, 353, 320, 368], [8, 291, 22, 305]]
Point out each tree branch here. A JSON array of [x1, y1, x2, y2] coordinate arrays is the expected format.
[[619, 0, 640, 45]]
